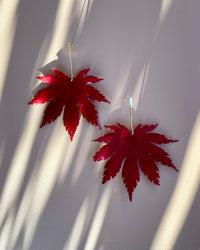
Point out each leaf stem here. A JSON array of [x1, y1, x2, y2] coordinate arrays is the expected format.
[[129, 97, 134, 134], [67, 42, 73, 81]]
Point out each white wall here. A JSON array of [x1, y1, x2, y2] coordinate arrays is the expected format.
[[0, 0, 199, 249]]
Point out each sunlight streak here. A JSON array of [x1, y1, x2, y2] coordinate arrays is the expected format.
[[71, 0, 94, 45], [84, 184, 112, 250], [28, 34, 52, 90], [58, 117, 84, 184], [0, 209, 14, 250], [63, 186, 99, 250], [132, 64, 149, 111], [151, 110, 200, 250], [110, 50, 135, 112], [23, 122, 68, 250], [0, 0, 20, 102], [7, 173, 36, 250], [71, 126, 95, 185], [43, 0, 74, 65], [0, 107, 43, 228], [0, 140, 6, 169], [8, 118, 81, 249], [98, 245, 105, 250], [64, 196, 90, 250], [159, 0, 174, 23]]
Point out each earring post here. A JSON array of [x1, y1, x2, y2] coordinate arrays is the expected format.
[[129, 97, 133, 134], [67, 42, 73, 81]]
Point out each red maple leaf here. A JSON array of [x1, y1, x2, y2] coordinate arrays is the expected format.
[[93, 123, 178, 201], [29, 68, 109, 140]]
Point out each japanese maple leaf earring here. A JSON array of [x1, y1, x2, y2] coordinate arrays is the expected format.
[[93, 98, 178, 201], [29, 43, 109, 140]]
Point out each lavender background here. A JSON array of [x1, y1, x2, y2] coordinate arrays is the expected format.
[[0, 0, 199, 249]]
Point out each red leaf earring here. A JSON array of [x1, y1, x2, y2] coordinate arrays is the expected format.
[[93, 97, 178, 201], [29, 43, 109, 140]]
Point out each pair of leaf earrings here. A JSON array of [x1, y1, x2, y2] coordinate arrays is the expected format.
[[29, 43, 178, 201]]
